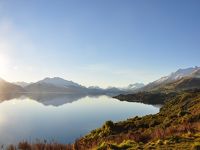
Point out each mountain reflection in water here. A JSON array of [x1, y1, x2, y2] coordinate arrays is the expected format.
[[0, 93, 160, 145]]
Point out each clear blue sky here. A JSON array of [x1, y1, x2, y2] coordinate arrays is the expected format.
[[0, 0, 199, 87]]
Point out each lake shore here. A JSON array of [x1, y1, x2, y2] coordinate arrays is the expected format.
[[5, 89, 200, 150]]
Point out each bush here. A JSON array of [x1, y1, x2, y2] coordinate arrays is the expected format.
[[178, 110, 190, 117], [149, 120, 160, 127], [188, 114, 200, 122], [192, 142, 200, 150], [104, 121, 114, 127]]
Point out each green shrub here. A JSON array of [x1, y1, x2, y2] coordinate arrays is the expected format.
[[149, 120, 160, 127], [103, 120, 115, 130], [178, 110, 190, 117]]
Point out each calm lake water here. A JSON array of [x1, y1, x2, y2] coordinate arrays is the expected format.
[[0, 94, 160, 145]]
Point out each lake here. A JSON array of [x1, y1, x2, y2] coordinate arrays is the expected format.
[[0, 94, 160, 145]]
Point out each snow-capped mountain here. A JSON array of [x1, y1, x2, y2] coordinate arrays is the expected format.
[[2, 66, 199, 95], [25, 77, 87, 93], [38, 77, 81, 87], [141, 66, 200, 91], [154, 66, 200, 84]]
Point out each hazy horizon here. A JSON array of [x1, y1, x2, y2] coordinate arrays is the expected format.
[[0, 0, 200, 88], [0, 65, 199, 89]]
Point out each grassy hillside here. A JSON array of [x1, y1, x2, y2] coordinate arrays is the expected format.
[[75, 90, 200, 150], [140, 77, 200, 93]]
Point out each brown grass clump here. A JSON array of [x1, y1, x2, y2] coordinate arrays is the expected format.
[[7, 141, 73, 150]]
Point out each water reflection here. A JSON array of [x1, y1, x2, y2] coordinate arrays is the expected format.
[[0, 93, 105, 106], [0, 93, 164, 106], [0, 94, 161, 145], [0, 93, 22, 102], [26, 93, 88, 106]]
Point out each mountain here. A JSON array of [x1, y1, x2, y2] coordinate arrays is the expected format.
[[0, 78, 25, 94], [0, 77, 130, 95], [25, 77, 88, 93], [105, 87, 126, 95], [164, 75, 200, 91], [124, 83, 145, 92], [24, 77, 130, 95], [86, 83, 144, 95], [2, 66, 200, 95], [37, 77, 81, 87], [140, 66, 200, 92], [87, 86, 106, 94], [13, 81, 31, 87]]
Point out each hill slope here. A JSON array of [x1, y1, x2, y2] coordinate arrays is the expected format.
[[75, 90, 200, 149], [140, 66, 200, 92], [0, 78, 25, 94]]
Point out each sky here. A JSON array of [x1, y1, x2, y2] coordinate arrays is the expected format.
[[0, 0, 200, 88]]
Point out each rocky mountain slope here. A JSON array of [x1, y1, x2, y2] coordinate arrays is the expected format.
[[140, 66, 200, 92]]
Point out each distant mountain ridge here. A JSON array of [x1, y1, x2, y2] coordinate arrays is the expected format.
[[38, 77, 82, 88], [25, 77, 88, 94], [1, 66, 200, 94], [14, 82, 31, 87], [140, 66, 200, 92], [15, 77, 144, 94], [0, 77, 132, 95], [125, 83, 145, 92], [0, 79, 25, 93]]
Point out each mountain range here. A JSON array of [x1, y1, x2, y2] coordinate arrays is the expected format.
[[0, 77, 143, 95], [0, 66, 200, 95], [25, 77, 89, 94]]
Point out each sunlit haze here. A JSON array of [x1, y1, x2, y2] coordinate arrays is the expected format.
[[0, 0, 200, 88]]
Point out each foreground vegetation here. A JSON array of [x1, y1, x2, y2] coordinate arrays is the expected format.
[[76, 89, 200, 149], [6, 89, 200, 150], [6, 141, 73, 150]]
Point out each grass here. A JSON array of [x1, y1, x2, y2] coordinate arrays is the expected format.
[[6, 141, 73, 150]]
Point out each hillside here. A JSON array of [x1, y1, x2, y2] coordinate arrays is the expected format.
[[142, 78, 200, 93], [74, 89, 200, 149], [114, 92, 176, 104], [140, 67, 200, 92], [0, 78, 25, 94]]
